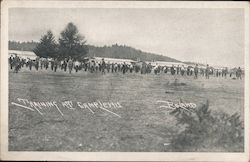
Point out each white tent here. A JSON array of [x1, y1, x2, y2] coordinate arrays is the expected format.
[[9, 50, 37, 60], [90, 57, 136, 64], [149, 61, 187, 67]]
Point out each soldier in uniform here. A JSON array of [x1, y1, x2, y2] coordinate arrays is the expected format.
[[236, 67, 242, 80], [101, 58, 106, 74], [205, 64, 210, 79], [171, 65, 175, 75], [68, 57, 74, 74], [9, 55, 14, 70], [35, 57, 39, 71], [13, 54, 20, 73], [194, 64, 199, 79], [54, 58, 59, 72]]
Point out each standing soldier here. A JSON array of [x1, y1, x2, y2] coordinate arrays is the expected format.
[[114, 63, 118, 72], [190, 66, 194, 76], [205, 64, 210, 79], [111, 63, 114, 73], [141, 62, 147, 74], [106, 62, 110, 73], [129, 64, 133, 73], [54, 58, 59, 72], [236, 67, 242, 80], [118, 64, 121, 72], [68, 57, 74, 74], [35, 57, 39, 71], [224, 67, 228, 78], [216, 69, 219, 77], [40, 58, 44, 70], [74, 60, 80, 73], [9, 55, 14, 70], [51, 58, 55, 71], [28, 58, 33, 70], [63, 58, 67, 72], [154, 64, 159, 75], [101, 58, 106, 74], [181, 65, 185, 76], [45, 58, 49, 70], [90, 60, 95, 73], [187, 66, 190, 76], [84, 62, 88, 71], [171, 65, 175, 75], [177, 65, 180, 75], [97, 62, 100, 72], [13, 54, 20, 73], [194, 64, 199, 79], [122, 62, 127, 74]]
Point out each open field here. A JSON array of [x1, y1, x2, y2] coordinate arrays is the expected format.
[[8, 68, 244, 151]]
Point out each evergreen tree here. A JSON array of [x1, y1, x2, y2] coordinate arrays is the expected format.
[[58, 22, 88, 60], [33, 30, 58, 58]]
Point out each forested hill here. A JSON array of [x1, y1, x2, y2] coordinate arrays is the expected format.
[[87, 44, 180, 62], [9, 41, 180, 62], [9, 41, 38, 51]]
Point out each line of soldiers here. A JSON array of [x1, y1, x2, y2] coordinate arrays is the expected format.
[[9, 55, 243, 80]]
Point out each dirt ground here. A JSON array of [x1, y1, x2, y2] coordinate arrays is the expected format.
[[8, 68, 244, 151]]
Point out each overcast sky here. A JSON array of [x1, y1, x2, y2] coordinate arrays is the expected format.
[[9, 8, 245, 67]]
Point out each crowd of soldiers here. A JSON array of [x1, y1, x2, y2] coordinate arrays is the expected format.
[[9, 54, 243, 80]]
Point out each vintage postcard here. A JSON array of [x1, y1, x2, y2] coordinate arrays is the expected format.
[[0, 1, 249, 161]]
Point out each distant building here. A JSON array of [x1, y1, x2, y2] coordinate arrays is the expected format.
[[149, 61, 187, 67], [9, 50, 37, 60], [87, 56, 136, 64]]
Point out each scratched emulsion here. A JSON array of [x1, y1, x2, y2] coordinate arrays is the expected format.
[[9, 69, 244, 151]]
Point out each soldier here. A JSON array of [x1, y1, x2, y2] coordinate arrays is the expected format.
[[74, 60, 80, 72], [35, 57, 39, 71], [68, 57, 74, 74], [236, 67, 242, 80], [106, 62, 110, 73], [171, 65, 175, 75], [190, 66, 194, 76], [216, 69, 219, 77], [97, 62, 100, 72], [9, 55, 14, 69], [181, 65, 185, 76], [141, 62, 147, 74], [114, 63, 118, 72], [84, 62, 88, 71], [89, 60, 95, 73], [111, 63, 114, 73], [154, 64, 159, 75], [187, 66, 190, 76], [118, 63, 121, 72], [54, 58, 59, 72], [194, 64, 199, 79], [28, 58, 33, 70], [122, 62, 127, 74], [45, 58, 49, 70], [40, 58, 44, 70], [13, 54, 20, 73], [101, 58, 106, 74], [205, 64, 210, 79], [223, 67, 228, 78], [62, 58, 68, 72], [51, 58, 55, 71], [177, 65, 180, 75]]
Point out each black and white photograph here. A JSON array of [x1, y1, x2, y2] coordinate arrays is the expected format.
[[1, 1, 249, 161]]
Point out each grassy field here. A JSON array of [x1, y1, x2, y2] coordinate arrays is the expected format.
[[8, 68, 244, 151]]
